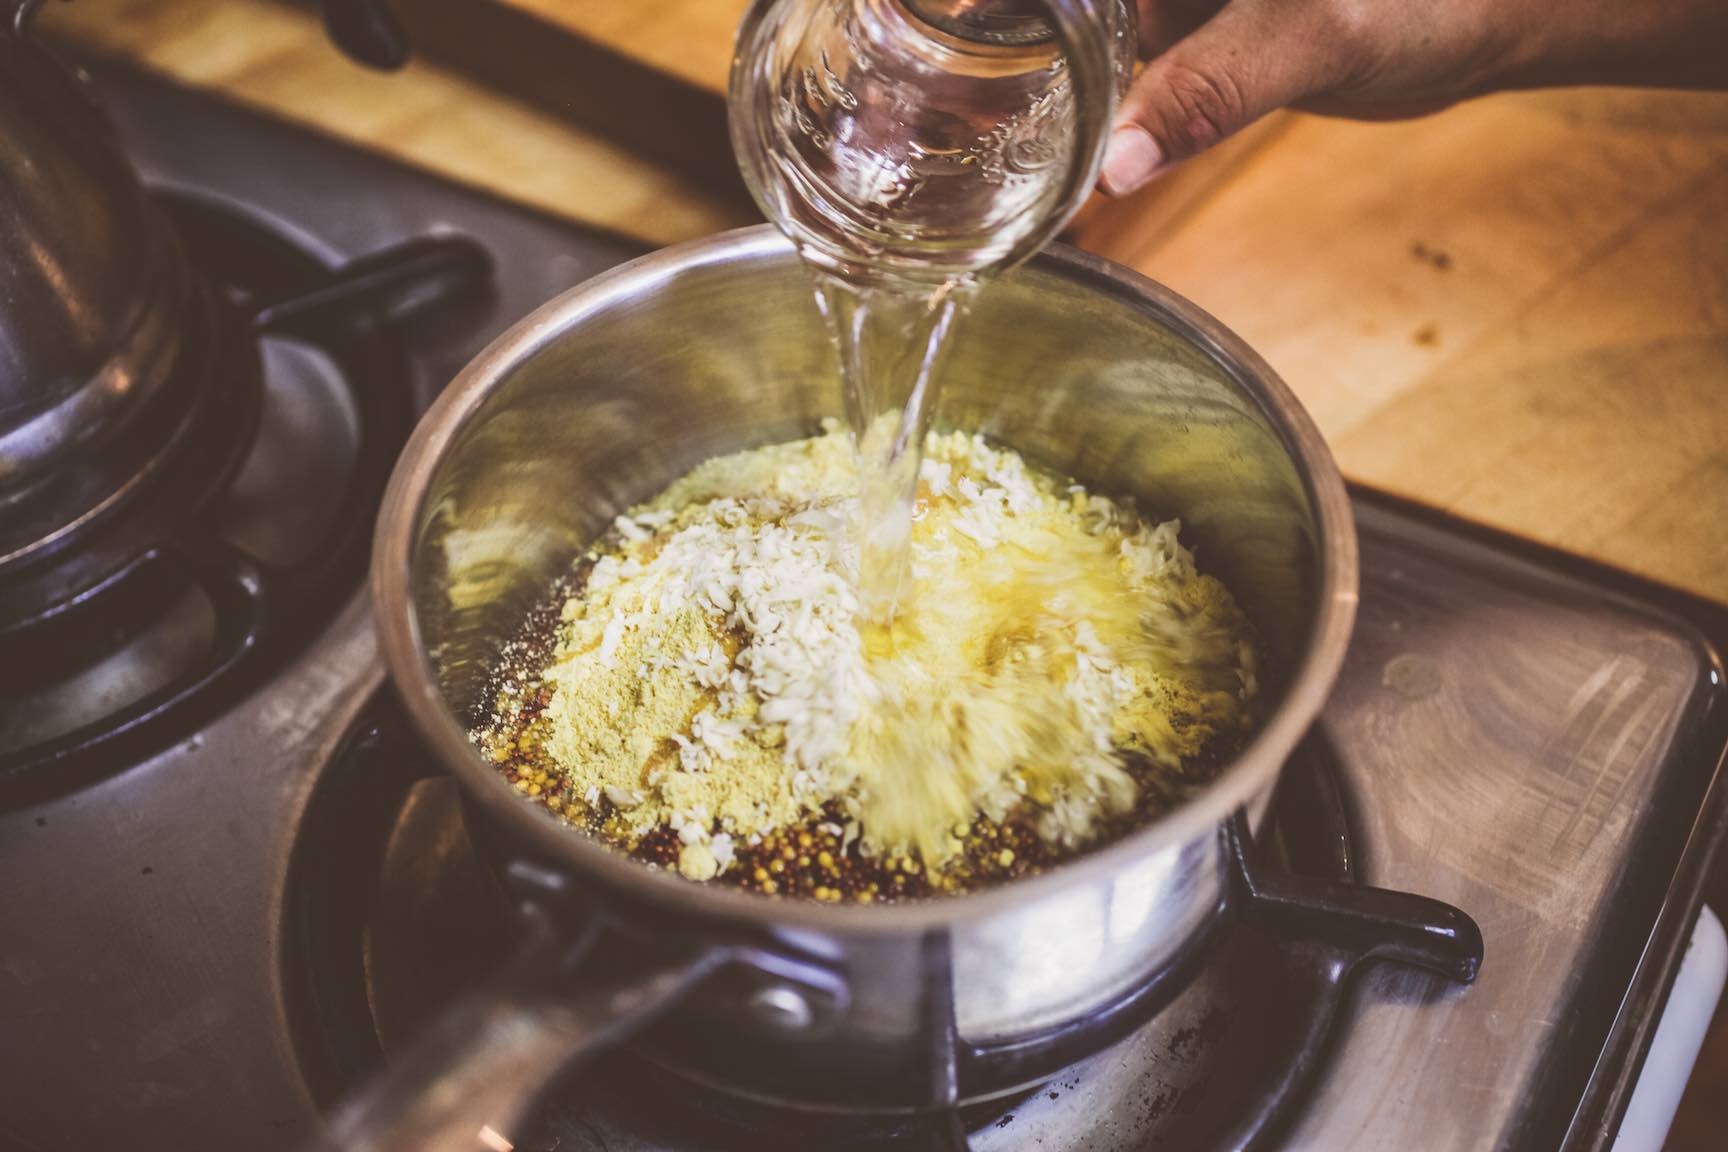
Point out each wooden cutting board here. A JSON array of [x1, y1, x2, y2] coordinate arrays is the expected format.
[[40, 0, 1728, 615], [1079, 90, 1728, 604]]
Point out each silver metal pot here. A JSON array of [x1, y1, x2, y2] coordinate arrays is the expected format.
[[341, 227, 1361, 1150]]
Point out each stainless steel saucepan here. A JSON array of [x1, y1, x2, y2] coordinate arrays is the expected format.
[[326, 227, 1476, 1151]]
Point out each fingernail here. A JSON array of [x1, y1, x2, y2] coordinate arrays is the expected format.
[[1100, 126, 1165, 196]]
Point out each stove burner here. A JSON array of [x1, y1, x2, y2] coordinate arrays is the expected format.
[[0, 195, 490, 801], [284, 712, 1480, 1151]]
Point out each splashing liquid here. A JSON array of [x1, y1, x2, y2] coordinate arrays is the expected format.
[[813, 272, 975, 624], [731, 1, 1103, 624]]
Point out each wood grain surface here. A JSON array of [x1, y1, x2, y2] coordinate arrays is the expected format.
[[33, 2, 1728, 1146], [1073, 89, 1728, 607], [474, 0, 748, 95]]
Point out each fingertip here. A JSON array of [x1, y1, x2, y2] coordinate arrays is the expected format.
[[1099, 125, 1166, 197]]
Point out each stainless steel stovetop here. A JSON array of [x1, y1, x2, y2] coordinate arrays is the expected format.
[[0, 54, 1724, 1152]]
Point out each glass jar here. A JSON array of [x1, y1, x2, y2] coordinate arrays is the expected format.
[[730, 0, 1136, 285]]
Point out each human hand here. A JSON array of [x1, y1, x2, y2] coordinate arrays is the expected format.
[[1100, 0, 1728, 195]]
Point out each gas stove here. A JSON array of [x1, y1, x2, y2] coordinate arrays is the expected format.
[[0, 54, 1724, 1152]]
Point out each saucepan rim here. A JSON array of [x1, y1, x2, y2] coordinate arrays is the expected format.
[[370, 224, 1358, 938]]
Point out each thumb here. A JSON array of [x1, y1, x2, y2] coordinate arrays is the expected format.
[[1100, 1, 1336, 195]]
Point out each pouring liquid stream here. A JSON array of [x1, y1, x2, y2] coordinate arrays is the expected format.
[[813, 270, 976, 629], [729, 0, 1105, 628]]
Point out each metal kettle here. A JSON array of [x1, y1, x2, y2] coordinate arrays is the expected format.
[[0, 14, 192, 562], [0, 0, 412, 569]]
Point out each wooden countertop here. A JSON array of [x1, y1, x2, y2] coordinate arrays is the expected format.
[[31, 1, 1728, 1146]]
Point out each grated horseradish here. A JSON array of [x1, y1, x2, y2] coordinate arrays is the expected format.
[[476, 423, 1257, 896]]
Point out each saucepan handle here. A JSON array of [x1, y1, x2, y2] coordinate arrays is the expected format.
[[1227, 811, 1484, 984], [305, 919, 728, 1152], [1256, 870, 1484, 982]]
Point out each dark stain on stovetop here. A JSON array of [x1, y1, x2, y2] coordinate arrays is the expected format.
[[1166, 1004, 1231, 1061]]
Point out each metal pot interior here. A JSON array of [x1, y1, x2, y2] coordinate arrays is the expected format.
[[394, 229, 1341, 1052], [412, 239, 1320, 724]]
